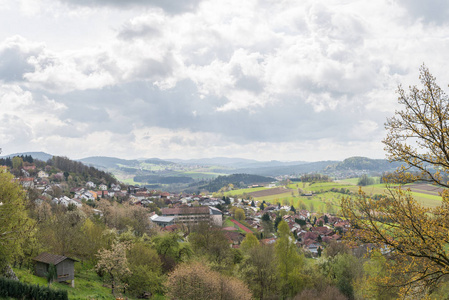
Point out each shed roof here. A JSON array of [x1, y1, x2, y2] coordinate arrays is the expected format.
[[33, 252, 78, 265]]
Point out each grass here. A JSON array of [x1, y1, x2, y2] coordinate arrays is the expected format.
[[12, 265, 153, 300], [226, 178, 444, 214]]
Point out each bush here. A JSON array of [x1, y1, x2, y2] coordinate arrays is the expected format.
[[0, 277, 68, 300]]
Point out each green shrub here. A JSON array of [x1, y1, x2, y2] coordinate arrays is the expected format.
[[0, 277, 68, 300]]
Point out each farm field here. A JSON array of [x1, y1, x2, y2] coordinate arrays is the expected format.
[[224, 179, 446, 213], [224, 186, 268, 197], [247, 187, 292, 198]]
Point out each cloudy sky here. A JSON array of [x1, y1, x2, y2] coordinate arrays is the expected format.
[[1, 0, 448, 161]]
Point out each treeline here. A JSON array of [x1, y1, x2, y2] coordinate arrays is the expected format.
[[200, 173, 274, 192], [0, 155, 34, 167], [300, 173, 331, 182], [327, 156, 401, 172], [48, 156, 118, 185], [134, 175, 194, 184]]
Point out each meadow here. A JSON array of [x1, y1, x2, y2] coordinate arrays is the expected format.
[[12, 265, 165, 300], [223, 179, 444, 213]]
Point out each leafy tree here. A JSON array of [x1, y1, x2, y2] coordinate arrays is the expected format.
[[354, 250, 398, 300], [152, 232, 191, 273], [234, 208, 245, 221], [96, 241, 132, 295], [77, 218, 114, 264], [0, 172, 33, 271], [275, 220, 308, 297], [342, 66, 449, 295], [383, 65, 449, 187], [274, 215, 282, 231], [240, 233, 259, 254], [357, 174, 374, 186], [166, 261, 252, 300], [189, 223, 232, 271], [12, 156, 23, 169], [239, 245, 278, 299], [126, 242, 163, 297]]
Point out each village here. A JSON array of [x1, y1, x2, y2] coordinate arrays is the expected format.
[[0, 154, 429, 299], [10, 157, 354, 258]]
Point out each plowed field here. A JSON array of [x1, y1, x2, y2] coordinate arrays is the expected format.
[[248, 187, 292, 198]]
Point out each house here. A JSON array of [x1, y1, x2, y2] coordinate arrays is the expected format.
[[19, 177, 34, 188], [23, 165, 36, 171], [37, 170, 49, 178], [98, 184, 107, 191], [33, 252, 78, 287], [86, 181, 96, 188]]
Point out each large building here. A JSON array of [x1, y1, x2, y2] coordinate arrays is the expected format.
[[154, 206, 223, 227]]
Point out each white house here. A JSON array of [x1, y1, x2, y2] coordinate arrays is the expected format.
[[86, 181, 96, 188], [37, 170, 49, 178]]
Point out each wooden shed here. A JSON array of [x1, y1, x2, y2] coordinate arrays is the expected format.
[[33, 252, 78, 287]]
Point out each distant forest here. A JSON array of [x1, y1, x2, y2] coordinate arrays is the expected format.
[[0, 155, 118, 186], [134, 175, 194, 184], [200, 173, 274, 192]]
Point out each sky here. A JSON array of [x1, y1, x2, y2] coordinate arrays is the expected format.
[[1, 0, 449, 162]]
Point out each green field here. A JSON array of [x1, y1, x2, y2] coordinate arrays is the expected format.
[[225, 179, 444, 213]]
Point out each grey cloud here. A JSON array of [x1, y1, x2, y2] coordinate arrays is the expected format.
[[117, 24, 161, 41], [40, 79, 384, 146], [132, 55, 175, 80], [232, 66, 264, 93], [0, 114, 34, 143], [396, 0, 449, 25], [235, 76, 264, 93], [0, 45, 37, 82], [58, 0, 203, 14]]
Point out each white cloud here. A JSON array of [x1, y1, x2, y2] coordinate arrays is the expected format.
[[2, 0, 449, 161]]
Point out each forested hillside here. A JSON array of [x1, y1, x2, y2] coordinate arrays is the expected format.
[[199, 173, 274, 192]]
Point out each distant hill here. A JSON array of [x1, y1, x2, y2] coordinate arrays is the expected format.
[[79, 156, 175, 169], [199, 173, 275, 192], [168, 157, 306, 169], [142, 158, 174, 165], [324, 156, 401, 173], [79, 156, 140, 169], [226, 160, 339, 177], [0, 151, 53, 161]]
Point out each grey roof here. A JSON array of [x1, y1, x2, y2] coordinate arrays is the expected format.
[[152, 216, 176, 223], [209, 206, 223, 215], [33, 252, 78, 265]]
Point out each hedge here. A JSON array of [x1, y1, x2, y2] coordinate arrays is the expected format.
[[0, 277, 68, 300]]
